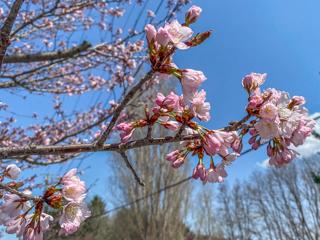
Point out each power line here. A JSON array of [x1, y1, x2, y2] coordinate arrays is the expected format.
[[102, 146, 256, 216], [106, 176, 192, 214]]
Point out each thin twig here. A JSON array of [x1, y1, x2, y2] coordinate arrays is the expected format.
[[0, 182, 41, 202], [3, 41, 91, 63], [95, 70, 154, 146], [118, 151, 145, 187]]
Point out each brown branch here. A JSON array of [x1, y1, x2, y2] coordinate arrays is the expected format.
[[0, 182, 41, 201], [95, 70, 154, 146], [0, 0, 24, 69], [118, 151, 145, 186], [3, 41, 91, 64], [0, 134, 201, 159]]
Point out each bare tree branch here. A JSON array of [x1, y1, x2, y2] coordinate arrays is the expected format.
[[118, 151, 145, 187], [0, 182, 41, 201], [3, 41, 91, 63], [95, 70, 154, 146], [0, 0, 24, 69], [0, 134, 201, 159]]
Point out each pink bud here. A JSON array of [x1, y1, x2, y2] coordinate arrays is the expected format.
[[161, 121, 180, 131], [145, 24, 157, 43], [291, 96, 305, 106], [242, 73, 267, 94], [166, 150, 180, 161], [172, 158, 185, 168], [5, 164, 21, 180], [156, 27, 170, 46], [185, 5, 202, 24], [192, 163, 206, 181]]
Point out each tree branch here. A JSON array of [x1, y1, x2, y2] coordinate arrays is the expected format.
[[0, 134, 201, 159], [3, 41, 91, 63], [0, 0, 24, 69], [118, 151, 145, 186], [95, 70, 154, 146], [0, 182, 41, 201]]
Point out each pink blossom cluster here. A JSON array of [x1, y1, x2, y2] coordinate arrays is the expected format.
[[243, 73, 316, 166], [59, 169, 91, 236], [0, 166, 90, 240], [115, 6, 315, 184]]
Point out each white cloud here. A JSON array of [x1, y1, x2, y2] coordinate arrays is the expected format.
[[256, 159, 270, 169]]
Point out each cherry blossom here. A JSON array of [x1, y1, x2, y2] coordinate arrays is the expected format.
[[206, 164, 227, 183], [185, 5, 202, 25], [59, 202, 91, 236], [5, 164, 21, 179], [192, 162, 206, 181], [0, 2, 316, 238], [190, 90, 211, 121], [181, 69, 207, 102], [242, 72, 267, 94], [163, 20, 193, 49]]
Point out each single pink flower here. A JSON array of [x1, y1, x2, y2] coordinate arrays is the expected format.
[[269, 147, 297, 167], [23, 213, 53, 240], [164, 20, 193, 49], [5, 216, 27, 237], [59, 202, 91, 236], [0, 191, 31, 223], [206, 164, 227, 183], [61, 168, 87, 202], [190, 89, 211, 121], [259, 103, 278, 120], [181, 69, 206, 102], [203, 133, 221, 156], [155, 91, 180, 111], [223, 153, 240, 165], [255, 120, 279, 140], [290, 118, 316, 146], [62, 180, 87, 202], [61, 168, 79, 185], [203, 130, 239, 156]]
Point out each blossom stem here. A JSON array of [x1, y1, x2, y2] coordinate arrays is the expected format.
[[0, 182, 41, 202]]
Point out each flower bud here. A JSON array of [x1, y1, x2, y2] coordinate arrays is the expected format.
[[145, 24, 157, 43], [288, 96, 305, 109], [46, 194, 63, 209], [242, 73, 267, 94], [185, 5, 202, 25], [5, 164, 21, 180]]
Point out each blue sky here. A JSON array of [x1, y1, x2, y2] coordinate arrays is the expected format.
[[2, 1, 320, 237], [15, 0, 320, 200], [178, 0, 320, 182]]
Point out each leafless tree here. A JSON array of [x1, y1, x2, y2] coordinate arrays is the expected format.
[[217, 155, 320, 240]]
